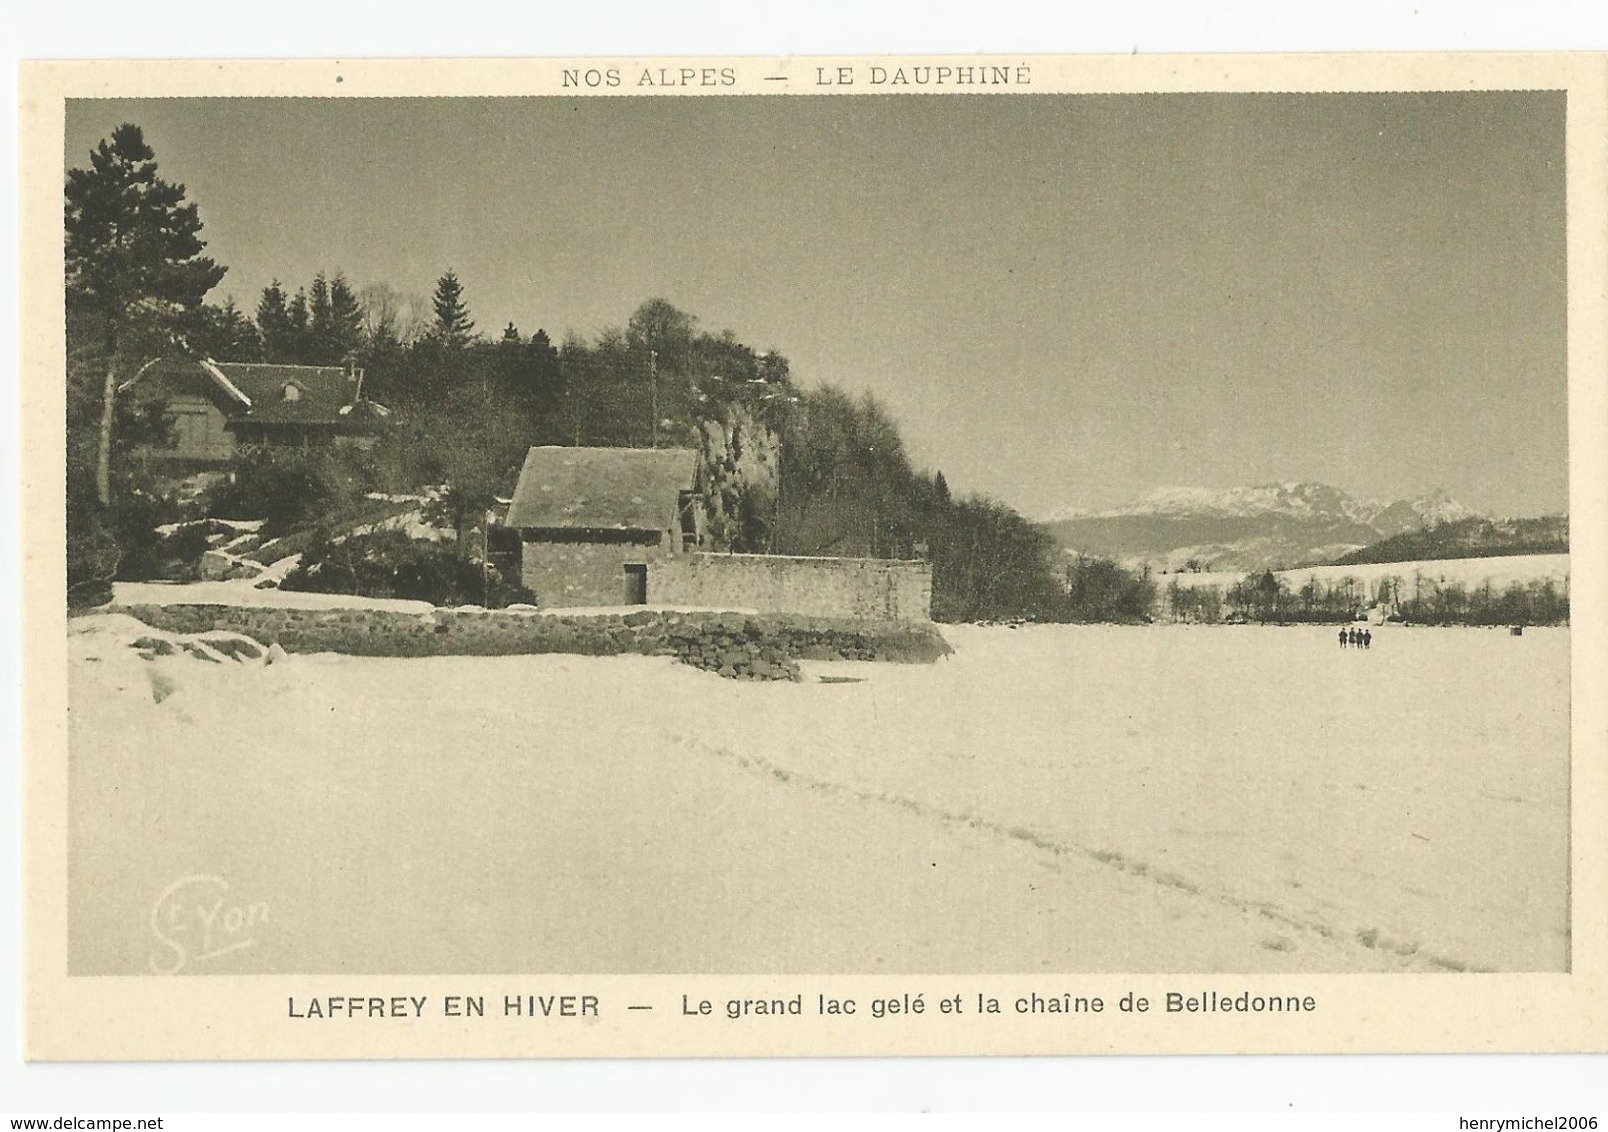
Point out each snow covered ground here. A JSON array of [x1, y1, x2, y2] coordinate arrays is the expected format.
[[66, 616, 1569, 975]]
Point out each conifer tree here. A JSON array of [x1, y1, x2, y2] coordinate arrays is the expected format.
[[286, 288, 311, 361], [327, 273, 364, 360], [192, 298, 263, 361], [305, 270, 365, 364], [309, 272, 332, 336], [256, 280, 295, 360], [65, 122, 226, 505], [429, 269, 475, 350]]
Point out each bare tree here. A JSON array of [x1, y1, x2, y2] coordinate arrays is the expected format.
[[359, 281, 430, 346]]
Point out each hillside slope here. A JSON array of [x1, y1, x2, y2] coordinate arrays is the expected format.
[[1334, 516, 1568, 565]]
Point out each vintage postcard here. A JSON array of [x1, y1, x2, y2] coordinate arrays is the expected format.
[[18, 53, 1608, 1060]]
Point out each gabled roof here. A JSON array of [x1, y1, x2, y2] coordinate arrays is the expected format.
[[124, 358, 389, 429], [507, 446, 697, 531], [123, 358, 224, 402], [208, 362, 365, 426]]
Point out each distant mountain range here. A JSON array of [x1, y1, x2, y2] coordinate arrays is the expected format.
[[1041, 482, 1487, 573]]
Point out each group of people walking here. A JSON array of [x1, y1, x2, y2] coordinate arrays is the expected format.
[[1339, 625, 1372, 649]]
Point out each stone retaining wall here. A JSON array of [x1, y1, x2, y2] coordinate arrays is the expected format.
[[112, 603, 952, 681]]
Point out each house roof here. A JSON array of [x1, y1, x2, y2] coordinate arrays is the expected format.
[[506, 446, 697, 531], [125, 358, 224, 403], [126, 358, 389, 430], [207, 362, 371, 426]]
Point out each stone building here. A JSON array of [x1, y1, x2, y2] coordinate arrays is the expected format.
[[506, 444, 934, 620], [506, 446, 703, 607]]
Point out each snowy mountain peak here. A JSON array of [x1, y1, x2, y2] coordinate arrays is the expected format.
[[1045, 482, 1475, 527], [1038, 482, 1484, 573], [1405, 488, 1476, 527]]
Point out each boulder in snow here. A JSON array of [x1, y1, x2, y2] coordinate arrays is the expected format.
[[200, 550, 264, 581]]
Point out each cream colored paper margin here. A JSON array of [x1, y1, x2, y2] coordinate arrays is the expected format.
[[18, 53, 1608, 1060]]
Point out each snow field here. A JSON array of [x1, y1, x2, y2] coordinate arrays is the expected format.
[[66, 617, 1568, 974]]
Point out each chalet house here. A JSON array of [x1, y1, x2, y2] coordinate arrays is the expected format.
[[505, 446, 703, 607], [127, 357, 391, 470]]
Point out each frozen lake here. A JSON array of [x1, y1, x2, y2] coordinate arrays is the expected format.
[[67, 618, 1570, 974]]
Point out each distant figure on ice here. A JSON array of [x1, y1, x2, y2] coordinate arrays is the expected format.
[[1339, 626, 1349, 648], [1362, 628, 1372, 650], [1347, 626, 1360, 648]]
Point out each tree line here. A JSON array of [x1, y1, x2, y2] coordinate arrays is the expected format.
[[64, 121, 1152, 622], [1163, 570, 1568, 626]]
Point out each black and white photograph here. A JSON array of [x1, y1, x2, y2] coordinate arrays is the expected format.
[[17, 52, 1608, 1065]]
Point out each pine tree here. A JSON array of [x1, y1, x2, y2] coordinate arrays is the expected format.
[[65, 122, 226, 505], [286, 288, 311, 362], [494, 322, 525, 398], [327, 273, 364, 362], [304, 271, 365, 364], [308, 273, 334, 361], [192, 298, 263, 361], [256, 280, 295, 360], [526, 328, 563, 415], [429, 269, 475, 351]]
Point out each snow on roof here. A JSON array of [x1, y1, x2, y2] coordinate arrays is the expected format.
[[199, 358, 253, 407], [210, 362, 362, 426]]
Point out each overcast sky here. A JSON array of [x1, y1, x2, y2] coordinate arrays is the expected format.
[[64, 92, 1568, 518]]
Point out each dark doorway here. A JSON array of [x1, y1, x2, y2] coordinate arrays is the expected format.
[[623, 563, 648, 605]]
